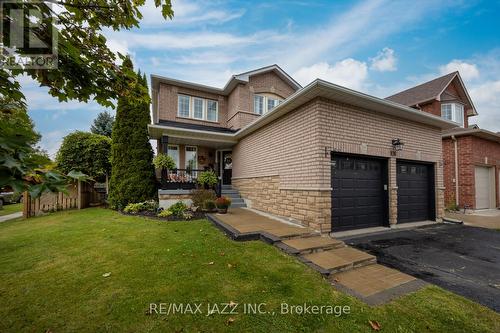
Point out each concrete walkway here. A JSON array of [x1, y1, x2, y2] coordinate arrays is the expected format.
[[0, 212, 23, 223], [446, 210, 500, 229], [208, 208, 426, 305]]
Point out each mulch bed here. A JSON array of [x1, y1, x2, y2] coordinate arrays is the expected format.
[[122, 210, 208, 221]]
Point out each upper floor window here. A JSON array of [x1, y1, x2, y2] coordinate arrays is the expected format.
[[253, 94, 282, 115], [177, 94, 218, 122], [178, 95, 190, 118], [441, 103, 464, 127]]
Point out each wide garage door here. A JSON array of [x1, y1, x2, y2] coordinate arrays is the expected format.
[[397, 161, 434, 223], [331, 155, 387, 231], [475, 166, 493, 209]]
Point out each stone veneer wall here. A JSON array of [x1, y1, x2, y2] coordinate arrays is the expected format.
[[232, 176, 331, 232]]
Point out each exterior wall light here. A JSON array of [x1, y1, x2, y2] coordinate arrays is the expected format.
[[391, 138, 404, 155]]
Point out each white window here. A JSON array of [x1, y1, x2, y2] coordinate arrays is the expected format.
[[178, 95, 190, 118], [254, 94, 282, 115], [167, 145, 179, 169], [193, 97, 204, 120], [267, 98, 280, 112], [177, 94, 218, 122], [207, 100, 218, 122], [254, 95, 264, 115], [185, 146, 197, 170], [441, 103, 465, 127]]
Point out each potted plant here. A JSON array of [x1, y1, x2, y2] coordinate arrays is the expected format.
[[215, 196, 231, 214], [197, 170, 218, 189], [152, 154, 176, 170]]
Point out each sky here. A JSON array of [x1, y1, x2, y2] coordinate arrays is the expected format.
[[21, 0, 500, 157]]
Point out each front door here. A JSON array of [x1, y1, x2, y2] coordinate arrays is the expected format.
[[222, 151, 232, 185]]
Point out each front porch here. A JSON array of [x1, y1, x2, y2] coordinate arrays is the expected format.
[[148, 122, 237, 193]]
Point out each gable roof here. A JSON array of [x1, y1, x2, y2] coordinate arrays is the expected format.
[[151, 64, 301, 97], [385, 72, 478, 116]]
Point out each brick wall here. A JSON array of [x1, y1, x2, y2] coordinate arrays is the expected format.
[[233, 98, 444, 231], [157, 83, 228, 128], [444, 135, 500, 209], [156, 71, 297, 130]]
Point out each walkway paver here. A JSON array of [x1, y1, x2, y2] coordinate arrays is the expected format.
[[282, 236, 344, 254], [0, 212, 22, 223], [208, 207, 424, 305]]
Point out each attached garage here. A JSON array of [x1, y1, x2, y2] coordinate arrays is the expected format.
[[474, 166, 495, 209], [397, 161, 435, 223], [331, 154, 388, 231]]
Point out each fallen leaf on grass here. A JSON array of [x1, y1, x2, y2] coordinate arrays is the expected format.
[[102, 272, 111, 277], [227, 263, 233, 268], [229, 301, 237, 307], [220, 252, 225, 256], [369, 320, 381, 331], [206, 261, 214, 265], [226, 317, 235, 325]]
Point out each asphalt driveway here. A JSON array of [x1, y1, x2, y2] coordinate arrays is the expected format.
[[343, 224, 500, 312]]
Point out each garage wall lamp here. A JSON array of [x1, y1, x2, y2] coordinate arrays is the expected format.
[[391, 138, 404, 155]]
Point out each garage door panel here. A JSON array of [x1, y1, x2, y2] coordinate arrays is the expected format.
[[397, 161, 433, 223], [332, 155, 387, 231]]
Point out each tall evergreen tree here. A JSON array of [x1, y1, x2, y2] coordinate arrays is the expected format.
[[108, 58, 157, 209], [90, 111, 115, 137]]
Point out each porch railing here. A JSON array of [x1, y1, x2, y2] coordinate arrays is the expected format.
[[160, 168, 204, 190]]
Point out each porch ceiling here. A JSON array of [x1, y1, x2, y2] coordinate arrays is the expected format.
[[148, 124, 237, 149]]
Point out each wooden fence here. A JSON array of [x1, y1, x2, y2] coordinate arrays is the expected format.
[[23, 181, 106, 218]]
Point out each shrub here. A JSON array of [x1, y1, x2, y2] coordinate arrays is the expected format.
[[182, 211, 193, 220], [55, 131, 111, 181], [215, 196, 231, 209], [123, 202, 144, 213], [169, 201, 188, 217], [157, 209, 172, 218], [191, 189, 217, 207], [203, 199, 216, 212], [197, 170, 218, 187], [123, 200, 158, 213], [153, 153, 176, 170], [108, 59, 157, 209]]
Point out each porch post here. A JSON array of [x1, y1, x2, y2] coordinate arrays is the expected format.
[[160, 136, 169, 189], [161, 135, 169, 154]]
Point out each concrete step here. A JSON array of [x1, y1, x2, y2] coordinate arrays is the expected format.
[[223, 193, 242, 199], [302, 247, 376, 274], [281, 236, 345, 255], [221, 189, 239, 195], [231, 202, 247, 208], [230, 198, 245, 204]]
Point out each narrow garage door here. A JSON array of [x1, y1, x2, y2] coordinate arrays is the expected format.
[[397, 161, 434, 223], [475, 166, 492, 209], [331, 155, 387, 231]]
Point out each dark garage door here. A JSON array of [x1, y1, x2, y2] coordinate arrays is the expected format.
[[331, 154, 388, 231], [397, 161, 434, 223]]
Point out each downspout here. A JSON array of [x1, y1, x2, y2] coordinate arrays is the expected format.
[[451, 135, 459, 206]]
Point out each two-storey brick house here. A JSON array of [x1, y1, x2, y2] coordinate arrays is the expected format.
[[149, 65, 457, 233], [387, 71, 500, 211]]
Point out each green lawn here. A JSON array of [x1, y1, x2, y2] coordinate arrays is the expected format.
[[0, 203, 22, 217], [0, 208, 498, 332]]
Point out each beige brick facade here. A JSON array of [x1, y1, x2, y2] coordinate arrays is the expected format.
[[233, 98, 444, 232]]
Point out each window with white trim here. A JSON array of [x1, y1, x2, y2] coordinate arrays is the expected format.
[[441, 103, 465, 127], [207, 100, 217, 121], [177, 94, 218, 122], [193, 97, 204, 120], [185, 146, 197, 170], [167, 145, 179, 169], [254, 94, 282, 115], [178, 95, 190, 118]]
